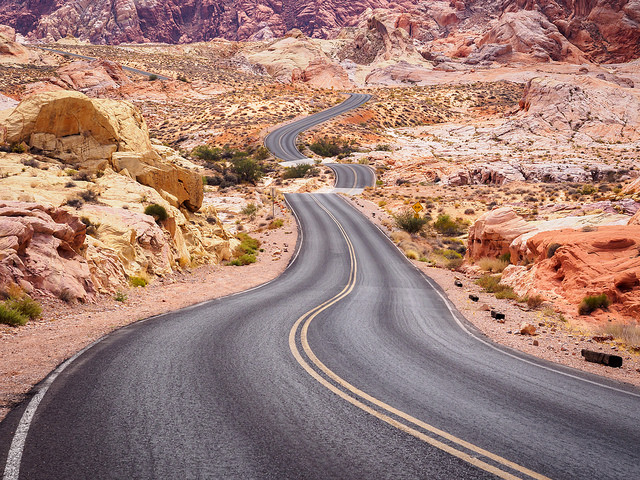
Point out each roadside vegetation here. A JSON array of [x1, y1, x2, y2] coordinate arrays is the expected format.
[[0, 284, 42, 326]]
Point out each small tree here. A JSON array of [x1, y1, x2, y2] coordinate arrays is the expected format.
[[231, 157, 263, 184]]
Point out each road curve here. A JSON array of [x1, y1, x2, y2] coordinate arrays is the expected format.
[[264, 92, 375, 192], [36, 47, 171, 80], [1, 193, 639, 479]]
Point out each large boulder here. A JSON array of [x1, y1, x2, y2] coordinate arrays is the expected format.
[[2, 91, 203, 211], [467, 207, 535, 260]]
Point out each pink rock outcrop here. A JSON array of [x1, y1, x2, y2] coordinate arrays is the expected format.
[[0, 201, 94, 302], [467, 207, 535, 260], [501, 226, 640, 321]]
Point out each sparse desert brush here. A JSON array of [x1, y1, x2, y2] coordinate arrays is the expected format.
[[394, 210, 428, 234], [390, 230, 411, 244], [144, 203, 169, 222], [6, 295, 42, 320], [578, 294, 610, 315], [547, 243, 562, 258], [282, 164, 316, 179], [477, 257, 509, 273], [476, 274, 517, 299], [114, 291, 127, 302], [242, 203, 258, 217], [235, 233, 260, 258], [268, 218, 284, 230], [405, 250, 419, 260], [0, 303, 28, 326], [526, 295, 544, 309], [129, 276, 148, 288], [433, 214, 468, 236], [599, 322, 640, 347], [229, 253, 257, 266]]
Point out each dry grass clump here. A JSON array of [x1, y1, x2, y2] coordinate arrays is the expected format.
[[476, 274, 518, 300], [599, 323, 640, 348], [477, 257, 509, 273]]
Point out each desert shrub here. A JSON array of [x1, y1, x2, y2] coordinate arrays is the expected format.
[[114, 291, 127, 302], [0, 304, 28, 326], [229, 254, 256, 266], [79, 189, 98, 203], [80, 217, 100, 236], [405, 250, 419, 260], [375, 144, 392, 151], [66, 198, 83, 208], [439, 249, 462, 260], [235, 233, 260, 257], [205, 175, 222, 186], [231, 157, 263, 184], [254, 146, 270, 161], [242, 203, 258, 217], [433, 214, 467, 236], [464, 208, 475, 215], [65, 181, 76, 188], [192, 145, 222, 162], [309, 137, 355, 157], [499, 252, 511, 263], [148, 74, 158, 81], [547, 243, 562, 258], [494, 287, 518, 300], [526, 295, 544, 309], [282, 163, 316, 179], [599, 322, 640, 347], [11, 143, 26, 154], [73, 171, 91, 182], [477, 257, 509, 273], [268, 218, 284, 229], [22, 158, 39, 168], [578, 294, 610, 315], [5, 295, 42, 320], [446, 257, 464, 270], [394, 211, 429, 234], [476, 274, 516, 299], [144, 204, 168, 221], [129, 276, 148, 288], [177, 74, 188, 82]]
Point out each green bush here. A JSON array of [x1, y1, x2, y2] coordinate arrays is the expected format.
[[231, 157, 263, 184], [0, 304, 28, 326], [144, 204, 168, 221], [309, 137, 356, 157], [148, 74, 158, 81], [578, 294, 610, 315], [5, 295, 42, 320], [129, 276, 148, 288], [394, 211, 429, 234], [229, 254, 256, 266], [236, 233, 260, 255], [114, 291, 127, 302], [476, 274, 517, 299], [242, 203, 258, 217], [433, 214, 467, 236], [282, 164, 316, 179], [192, 145, 222, 162], [477, 257, 509, 273], [268, 218, 284, 229]]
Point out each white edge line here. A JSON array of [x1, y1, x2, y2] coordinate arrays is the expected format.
[[3, 337, 102, 480], [336, 195, 640, 399], [1, 203, 307, 480]]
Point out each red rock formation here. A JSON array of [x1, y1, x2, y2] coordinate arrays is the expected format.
[[503, 226, 640, 320]]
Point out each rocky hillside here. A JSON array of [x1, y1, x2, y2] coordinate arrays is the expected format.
[[0, 0, 638, 62]]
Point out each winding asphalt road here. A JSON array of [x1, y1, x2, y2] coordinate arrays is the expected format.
[[1, 94, 640, 479], [37, 47, 171, 80]]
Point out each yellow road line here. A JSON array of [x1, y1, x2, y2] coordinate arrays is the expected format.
[[288, 195, 552, 480]]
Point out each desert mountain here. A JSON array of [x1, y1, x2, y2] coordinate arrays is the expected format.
[[0, 0, 638, 62]]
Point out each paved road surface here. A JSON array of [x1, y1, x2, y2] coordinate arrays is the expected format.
[[1, 89, 639, 480]]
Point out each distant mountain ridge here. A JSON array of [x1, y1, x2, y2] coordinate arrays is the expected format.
[[0, 0, 638, 63]]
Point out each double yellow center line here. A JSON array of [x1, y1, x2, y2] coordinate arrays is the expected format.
[[288, 195, 551, 480]]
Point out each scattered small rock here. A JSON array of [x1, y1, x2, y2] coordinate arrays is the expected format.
[[533, 340, 539, 346], [469, 294, 479, 302], [454, 279, 463, 287]]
